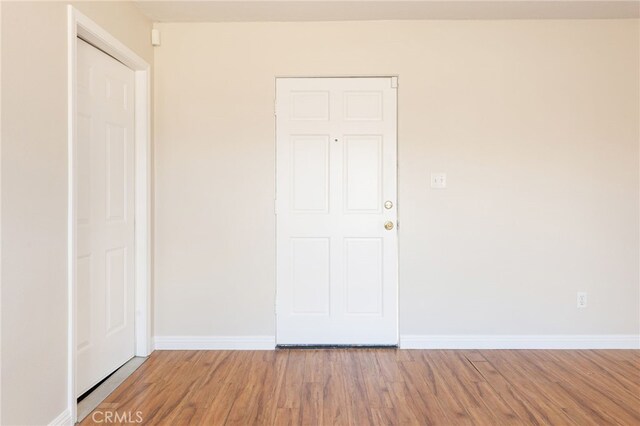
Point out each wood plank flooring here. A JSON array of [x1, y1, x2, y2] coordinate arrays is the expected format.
[[79, 349, 640, 425]]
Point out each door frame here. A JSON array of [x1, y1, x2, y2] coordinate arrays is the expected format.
[[67, 6, 151, 422], [274, 76, 400, 345]]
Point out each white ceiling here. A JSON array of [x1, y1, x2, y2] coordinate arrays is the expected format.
[[133, 0, 640, 22]]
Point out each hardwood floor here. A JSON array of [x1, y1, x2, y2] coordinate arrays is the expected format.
[[79, 349, 640, 425]]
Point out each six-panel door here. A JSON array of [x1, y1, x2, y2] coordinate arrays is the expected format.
[[76, 39, 136, 396], [276, 78, 398, 345]]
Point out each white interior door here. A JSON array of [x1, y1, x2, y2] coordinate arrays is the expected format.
[[276, 77, 398, 345], [76, 39, 135, 396]]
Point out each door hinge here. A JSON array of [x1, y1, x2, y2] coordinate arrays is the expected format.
[[397, 220, 400, 230], [391, 76, 398, 88], [274, 199, 278, 215], [274, 99, 278, 116]]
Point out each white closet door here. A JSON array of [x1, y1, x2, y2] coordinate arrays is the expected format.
[[76, 38, 135, 396], [276, 77, 398, 345]]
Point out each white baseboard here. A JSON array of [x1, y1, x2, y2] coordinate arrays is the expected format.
[[154, 335, 276, 350], [400, 334, 640, 349], [49, 409, 73, 426], [153, 334, 639, 350]]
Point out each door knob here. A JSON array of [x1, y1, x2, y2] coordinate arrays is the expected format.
[[384, 221, 394, 230]]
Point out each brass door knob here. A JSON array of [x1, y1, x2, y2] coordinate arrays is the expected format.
[[384, 221, 394, 230]]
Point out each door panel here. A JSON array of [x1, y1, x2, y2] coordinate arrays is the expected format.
[[292, 238, 330, 314], [291, 91, 330, 121], [105, 124, 128, 221], [345, 238, 383, 315], [291, 136, 329, 212], [344, 135, 382, 212], [76, 38, 135, 396], [344, 91, 383, 121], [105, 247, 127, 333], [276, 77, 398, 345]]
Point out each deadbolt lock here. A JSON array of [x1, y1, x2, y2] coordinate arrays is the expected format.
[[384, 221, 394, 231], [384, 201, 393, 209]]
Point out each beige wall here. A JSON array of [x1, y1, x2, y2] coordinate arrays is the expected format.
[[154, 19, 639, 338], [1, 2, 152, 424]]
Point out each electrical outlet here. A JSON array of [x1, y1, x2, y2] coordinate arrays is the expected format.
[[431, 173, 447, 189], [577, 292, 587, 308]]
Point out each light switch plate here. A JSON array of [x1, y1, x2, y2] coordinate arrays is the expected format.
[[431, 173, 447, 189]]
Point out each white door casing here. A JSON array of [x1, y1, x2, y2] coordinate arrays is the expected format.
[[76, 39, 135, 396], [276, 77, 398, 345]]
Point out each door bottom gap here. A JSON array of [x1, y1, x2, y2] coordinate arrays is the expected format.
[[276, 344, 398, 349]]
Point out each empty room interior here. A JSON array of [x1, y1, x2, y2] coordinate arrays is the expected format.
[[1, 0, 640, 424]]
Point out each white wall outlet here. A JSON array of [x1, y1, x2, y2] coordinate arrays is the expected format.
[[577, 292, 588, 308], [430, 172, 447, 189]]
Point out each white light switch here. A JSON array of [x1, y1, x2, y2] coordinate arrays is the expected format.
[[430, 173, 447, 189]]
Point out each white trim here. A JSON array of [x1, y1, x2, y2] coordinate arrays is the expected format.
[[400, 334, 640, 350], [48, 409, 73, 426], [133, 57, 153, 358], [154, 336, 276, 350], [67, 6, 152, 424], [0, 3, 3, 423], [153, 335, 640, 350]]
